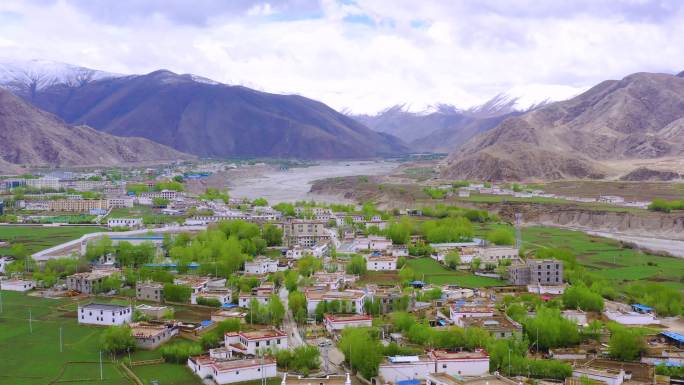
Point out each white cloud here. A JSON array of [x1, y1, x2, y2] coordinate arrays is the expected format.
[[0, 0, 683, 114]]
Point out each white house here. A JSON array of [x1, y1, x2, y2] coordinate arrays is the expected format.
[[0, 278, 36, 292], [429, 350, 489, 377], [305, 289, 366, 315], [379, 356, 435, 384], [365, 255, 398, 271], [238, 286, 274, 308], [324, 314, 373, 332], [78, 303, 132, 326], [174, 276, 211, 295], [187, 356, 277, 385], [244, 258, 278, 275], [224, 329, 288, 356], [107, 218, 143, 228], [351, 236, 392, 252], [192, 290, 232, 306]]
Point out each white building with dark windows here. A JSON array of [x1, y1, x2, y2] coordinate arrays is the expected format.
[[187, 356, 277, 385], [224, 329, 288, 356], [78, 303, 132, 325], [0, 278, 36, 292], [244, 257, 278, 275]]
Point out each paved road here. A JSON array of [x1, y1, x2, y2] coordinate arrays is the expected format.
[[280, 287, 305, 348]]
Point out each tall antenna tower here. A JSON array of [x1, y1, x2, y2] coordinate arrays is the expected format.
[[515, 212, 522, 249]]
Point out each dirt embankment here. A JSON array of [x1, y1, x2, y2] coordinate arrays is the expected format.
[[493, 203, 684, 240]]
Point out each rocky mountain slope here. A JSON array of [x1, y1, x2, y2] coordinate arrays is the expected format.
[[442, 71, 684, 181], [0, 88, 192, 172], [354, 104, 517, 152], [2, 62, 407, 160]]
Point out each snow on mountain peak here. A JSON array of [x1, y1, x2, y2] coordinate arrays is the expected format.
[[0, 59, 122, 91]]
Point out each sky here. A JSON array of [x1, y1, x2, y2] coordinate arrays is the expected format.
[[1, 0, 684, 114]]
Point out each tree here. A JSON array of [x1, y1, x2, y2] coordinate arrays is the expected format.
[[562, 285, 604, 312], [387, 219, 412, 245], [161, 341, 202, 364], [346, 255, 367, 275], [338, 327, 383, 378], [164, 284, 192, 303], [609, 327, 645, 361], [100, 325, 136, 354], [285, 270, 299, 292], [276, 346, 320, 376], [445, 250, 461, 269], [268, 294, 286, 326], [152, 197, 170, 207], [522, 306, 580, 350], [470, 258, 481, 272], [252, 197, 268, 206], [297, 255, 322, 277], [487, 228, 515, 246], [262, 224, 283, 246], [289, 290, 308, 323]]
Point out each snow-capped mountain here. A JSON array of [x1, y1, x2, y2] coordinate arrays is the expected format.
[[0, 59, 122, 92]]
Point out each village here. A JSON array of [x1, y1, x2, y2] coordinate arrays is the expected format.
[[0, 166, 683, 385]]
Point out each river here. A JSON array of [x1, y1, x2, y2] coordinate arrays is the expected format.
[[227, 161, 398, 203]]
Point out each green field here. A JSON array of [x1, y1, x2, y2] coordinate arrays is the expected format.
[[0, 291, 201, 385], [521, 225, 684, 288], [405, 257, 506, 287], [0, 225, 105, 255], [453, 193, 643, 213]]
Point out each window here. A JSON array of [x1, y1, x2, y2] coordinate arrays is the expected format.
[[442, 364, 447, 369]]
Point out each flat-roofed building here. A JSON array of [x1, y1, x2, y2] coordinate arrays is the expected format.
[[366, 254, 398, 271], [136, 281, 164, 302], [572, 367, 626, 385], [508, 259, 563, 286], [281, 219, 330, 247], [324, 314, 373, 332], [67, 269, 118, 294], [107, 217, 143, 228], [305, 289, 366, 315], [187, 356, 277, 385], [224, 328, 287, 356], [463, 315, 523, 340], [281, 373, 352, 385], [131, 322, 178, 349], [449, 301, 496, 327], [429, 350, 490, 377], [244, 257, 278, 275], [78, 303, 132, 325], [212, 310, 247, 323], [427, 374, 518, 385], [48, 199, 106, 212], [135, 304, 170, 319], [0, 278, 36, 292]]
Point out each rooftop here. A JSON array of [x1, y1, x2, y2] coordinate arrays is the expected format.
[[130, 322, 172, 338], [226, 328, 286, 340], [305, 289, 365, 301], [80, 303, 130, 311], [430, 350, 489, 360], [190, 356, 276, 372], [324, 314, 372, 322]]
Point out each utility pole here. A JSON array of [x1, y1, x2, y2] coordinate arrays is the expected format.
[[99, 350, 103, 380], [59, 327, 63, 353], [0, 290, 3, 313], [515, 213, 522, 249], [29, 309, 32, 333], [508, 348, 511, 376]]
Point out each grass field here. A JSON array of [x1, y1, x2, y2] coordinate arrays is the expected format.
[[453, 193, 643, 213], [0, 291, 201, 385], [520, 225, 684, 288], [0, 225, 105, 255], [405, 257, 506, 287]]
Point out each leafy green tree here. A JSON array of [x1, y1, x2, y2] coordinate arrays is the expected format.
[[288, 290, 308, 322], [100, 325, 136, 354], [487, 228, 515, 246], [268, 294, 286, 326], [275, 346, 320, 376], [445, 250, 461, 269], [609, 327, 645, 361], [338, 327, 383, 378], [252, 197, 268, 206], [522, 306, 580, 350], [152, 197, 170, 207], [262, 224, 283, 246], [161, 341, 202, 364], [297, 255, 322, 277], [562, 285, 604, 312], [163, 284, 192, 303], [346, 255, 367, 275], [285, 270, 299, 292]]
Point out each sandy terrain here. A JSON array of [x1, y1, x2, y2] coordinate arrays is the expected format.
[[226, 161, 399, 203]]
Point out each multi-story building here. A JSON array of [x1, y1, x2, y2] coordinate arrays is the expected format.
[[139, 190, 181, 200], [136, 281, 164, 302], [244, 257, 278, 275], [508, 259, 563, 285], [107, 218, 143, 228], [26, 177, 60, 190], [365, 254, 398, 271], [67, 269, 118, 294], [224, 329, 288, 356], [48, 199, 106, 212], [106, 197, 135, 209], [238, 286, 274, 308], [280, 219, 330, 247], [304, 289, 366, 315], [78, 303, 132, 325]]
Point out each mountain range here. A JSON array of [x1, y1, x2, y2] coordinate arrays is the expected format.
[[0, 60, 407, 160], [442, 71, 684, 181], [0, 87, 192, 173]]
